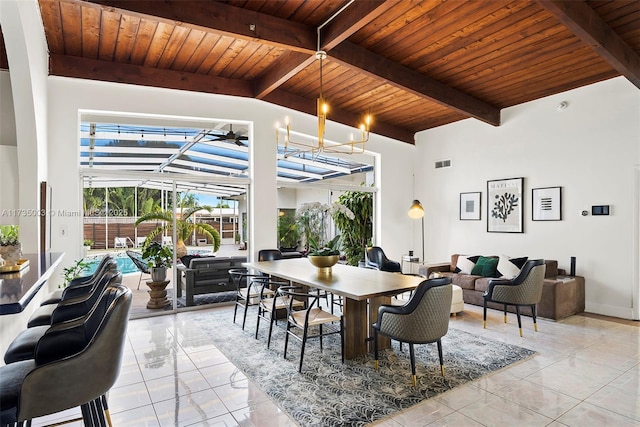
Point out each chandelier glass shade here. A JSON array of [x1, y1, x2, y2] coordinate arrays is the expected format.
[[277, 50, 372, 158]]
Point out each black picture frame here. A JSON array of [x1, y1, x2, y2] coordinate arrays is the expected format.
[[460, 192, 481, 220], [532, 186, 562, 221], [487, 177, 524, 233]]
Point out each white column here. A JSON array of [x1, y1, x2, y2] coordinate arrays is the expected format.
[[0, 0, 49, 252], [249, 121, 278, 261]]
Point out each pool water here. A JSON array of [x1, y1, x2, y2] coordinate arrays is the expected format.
[[83, 253, 138, 275], [83, 249, 214, 275]]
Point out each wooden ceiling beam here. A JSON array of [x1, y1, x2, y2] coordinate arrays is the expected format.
[[0, 28, 7, 70], [320, 0, 395, 50], [254, 0, 393, 99], [538, 0, 640, 88], [329, 42, 501, 127], [253, 51, 315, 99], [84, 0, 316, 53], [49, 54, 253, 97], [264, 89, 415, 145]]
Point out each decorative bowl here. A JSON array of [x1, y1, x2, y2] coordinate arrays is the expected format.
[[308, 255, 339, 276], [308, 255, 339, 269]]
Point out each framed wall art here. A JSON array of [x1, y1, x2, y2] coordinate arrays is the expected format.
[[487, 177, 524, 233], [532, 186, 562, 221], [460, 192, 481, 220]]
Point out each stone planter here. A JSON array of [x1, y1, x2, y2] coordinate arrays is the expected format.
[[0, 244, 22, 267], [151, 266, 167, 282], [146, 280, 170, 309]]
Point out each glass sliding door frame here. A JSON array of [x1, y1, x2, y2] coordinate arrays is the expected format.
[[81, 169, 250, 317]]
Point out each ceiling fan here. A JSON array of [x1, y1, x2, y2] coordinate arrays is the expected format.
[[209, 124, 248, 146]]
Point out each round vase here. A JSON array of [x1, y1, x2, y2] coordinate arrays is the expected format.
[[308, 255, 339, 276]]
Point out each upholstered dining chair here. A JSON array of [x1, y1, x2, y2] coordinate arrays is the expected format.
[[126, 249, 151, 290], [483, 259, 546, 337], [366, 246, 402, 273], [373, 277, 452, 386], [279, 286, 344, 372], [258, 248, 282, 262], [0, 284, 131, 427]]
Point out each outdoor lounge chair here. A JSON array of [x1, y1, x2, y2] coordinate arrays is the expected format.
[[135, 236, 147, 248], [114, 237, 128, 249], [126, 250, 151, 290]]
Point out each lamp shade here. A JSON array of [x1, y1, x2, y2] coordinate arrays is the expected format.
[[408, 199, 424, 219]]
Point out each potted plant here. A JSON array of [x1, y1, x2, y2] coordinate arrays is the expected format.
[[60, 258, 91, 288], [307, 234, 342, 274], [83, 239, 93, 257], [0, 225, 22, 267], [142, 241, 173, 282]]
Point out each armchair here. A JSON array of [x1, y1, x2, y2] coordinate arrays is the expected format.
[[373, 277, 452, 386], [365, 246, 401, 273], [483, 259, 546, 336]]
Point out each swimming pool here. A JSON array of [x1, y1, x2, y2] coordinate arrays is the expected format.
[[83, 253, 138, 275], [83, 249, 214, 275]]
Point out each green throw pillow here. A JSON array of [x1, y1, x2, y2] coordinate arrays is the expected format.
[[470, 256, 499, 277]]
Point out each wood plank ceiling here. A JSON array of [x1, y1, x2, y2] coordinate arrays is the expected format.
[[2, 0, 639, 144]]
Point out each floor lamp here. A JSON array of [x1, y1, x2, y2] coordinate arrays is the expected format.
[[408, 199, 425, 262]]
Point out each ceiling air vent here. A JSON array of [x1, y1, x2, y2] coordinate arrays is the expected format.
[[435, 159, 451, 169]]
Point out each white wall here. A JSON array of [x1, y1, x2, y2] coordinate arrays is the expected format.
[[0, 0, 49, 252], [0, 71, 17, 146], [0, 72, 19, 223], [415, 77, 640, 319], [46, 77, 415, 270], [0, 146, 18, 221]]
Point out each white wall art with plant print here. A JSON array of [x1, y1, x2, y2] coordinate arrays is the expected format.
[[487, 177, 524, 233]]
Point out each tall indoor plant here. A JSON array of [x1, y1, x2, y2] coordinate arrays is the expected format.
[[278, 210, 300, 251], [332, 191, 373, 266]]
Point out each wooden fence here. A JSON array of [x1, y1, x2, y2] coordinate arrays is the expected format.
[[83, 217, 237, 249]]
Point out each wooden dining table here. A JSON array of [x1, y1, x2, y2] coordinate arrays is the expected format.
[[243, 257, 426, 359]]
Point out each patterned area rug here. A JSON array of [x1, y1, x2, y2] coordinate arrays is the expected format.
[[191, 306, 536, 427]]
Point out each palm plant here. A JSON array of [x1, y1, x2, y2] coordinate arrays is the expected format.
[[134, 203, 221, 258]]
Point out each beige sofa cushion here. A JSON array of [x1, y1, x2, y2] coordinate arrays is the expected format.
[[474, 277, 493, 293], [439, 272, 482, 290]]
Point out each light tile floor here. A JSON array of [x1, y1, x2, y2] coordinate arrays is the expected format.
[[33, 304, 639, 426]]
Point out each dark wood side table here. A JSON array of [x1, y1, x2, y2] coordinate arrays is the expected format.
[[146, 280, 170, 309]]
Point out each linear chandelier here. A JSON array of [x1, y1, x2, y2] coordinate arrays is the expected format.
[[277, 36, 372, 159]]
